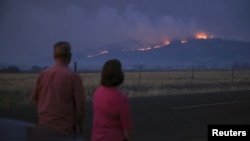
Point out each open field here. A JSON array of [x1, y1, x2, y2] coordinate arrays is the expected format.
[[0, 70, 250, 106]]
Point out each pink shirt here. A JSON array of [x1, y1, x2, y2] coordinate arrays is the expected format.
[[30, 62, 85, 135], [91, 86, 133, 141]]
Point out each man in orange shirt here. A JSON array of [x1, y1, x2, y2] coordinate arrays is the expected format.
[[30, 41, 85, 139]]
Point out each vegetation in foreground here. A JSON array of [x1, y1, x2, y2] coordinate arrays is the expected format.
[[0, 70, 250, 106]]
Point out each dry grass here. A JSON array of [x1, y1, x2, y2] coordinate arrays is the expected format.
[[0, 70, 250, 106], [0, 73, 37, 105], [120, 70, 250, 97]]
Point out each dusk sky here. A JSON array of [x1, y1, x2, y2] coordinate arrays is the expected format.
[[0, 0, 249, 67]]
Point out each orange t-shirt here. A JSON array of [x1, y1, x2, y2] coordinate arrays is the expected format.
[[30, 62, 85, 135]]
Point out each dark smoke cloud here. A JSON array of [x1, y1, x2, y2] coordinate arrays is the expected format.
[[0, 0, 249, 66]]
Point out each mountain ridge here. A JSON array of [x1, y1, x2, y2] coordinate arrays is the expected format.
[[73, 38, 250, 70], [2, 38, 249, 71]]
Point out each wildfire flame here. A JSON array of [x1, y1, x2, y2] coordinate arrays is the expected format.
[[195, 32, 214, 40], [181, 39, 188, 44], [163, 40, 170, 46], [153, 45, 161, 49], [195, 32, 208, 39], [87, 49, 109, 58], [136, 39, 170, 51], [137, 47, 152, 51], [100, 50, 108, 54]]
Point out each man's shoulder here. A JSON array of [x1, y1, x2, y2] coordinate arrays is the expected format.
[[40, 65, 77, 75], [69, 69, 81, 77], [39, 66, 52, 76], [68, 70, 83, 83]]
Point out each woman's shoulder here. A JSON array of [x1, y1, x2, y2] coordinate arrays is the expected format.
[[95, 86, 127, 98], [112, 88, 128, 101]]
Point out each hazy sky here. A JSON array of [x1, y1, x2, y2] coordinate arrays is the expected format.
[[0, 0, 249, 67]]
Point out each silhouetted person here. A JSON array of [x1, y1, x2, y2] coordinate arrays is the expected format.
[[30, 41, 85, 140], [91, 59, 134, 141]]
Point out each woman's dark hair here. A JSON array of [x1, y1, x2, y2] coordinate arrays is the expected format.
[[101, 59, 124, 87]]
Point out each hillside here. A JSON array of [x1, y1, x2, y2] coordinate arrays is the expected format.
[[73, 38, 250, 70]]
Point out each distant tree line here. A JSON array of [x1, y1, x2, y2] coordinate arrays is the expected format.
[[232, 62, 250, 69], [1, 62, 250, 73], [0, 66, 20, 73], [0, 65, 48, 73]]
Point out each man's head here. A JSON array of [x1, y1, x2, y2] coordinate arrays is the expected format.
[[101, 59, 124, 87], [53, 41, 72, 64]]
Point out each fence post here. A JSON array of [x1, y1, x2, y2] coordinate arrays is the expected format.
[[138, 64, 142, 86], [191, 65, 194, 85], [231, 65, 234, 83]]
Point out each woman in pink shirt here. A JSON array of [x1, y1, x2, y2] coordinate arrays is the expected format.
[[91, 59, 134, 141]]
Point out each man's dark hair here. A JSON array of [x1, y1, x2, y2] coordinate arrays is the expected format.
[[101, 59, 124, 87], [53, 41, 71, 59]]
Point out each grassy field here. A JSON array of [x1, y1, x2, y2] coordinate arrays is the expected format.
[[0, 70, 250, 106]]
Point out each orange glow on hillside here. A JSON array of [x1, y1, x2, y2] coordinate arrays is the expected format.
[[153, 45, 161, 49], [195, 32, 208, 39], [136, 40, 170, 51], [86, 49, 109, 58], [163, 40, 170, 45], [137, 47, 152, 51]]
